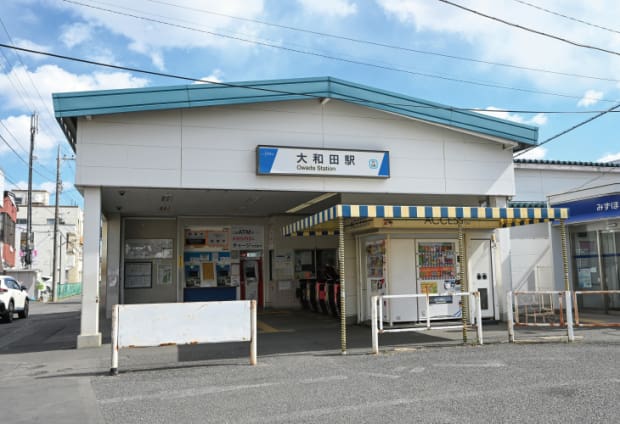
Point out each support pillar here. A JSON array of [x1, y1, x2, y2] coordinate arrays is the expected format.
[[560, 219, 570, 292], [458, 223, 468, 343], [77, 186, 102, 348], [105, 213, 121, 319], [338, 217, 347, 355]]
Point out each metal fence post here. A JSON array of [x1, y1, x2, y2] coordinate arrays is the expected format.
[[110, 304, 119, 375], [425, 293, 431, 329], [507, 292, 515, 343], [475, 292, 483, 345], [371, 296, 379, 354], [564, 291, 575, 342], [250, 300, 257, 365]]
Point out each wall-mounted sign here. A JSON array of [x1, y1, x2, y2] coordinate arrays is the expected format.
[[184, 227, 229, 251], [256, 146, 390, 178], [553, 194, 620, 224], [231, 226, 264, 250]]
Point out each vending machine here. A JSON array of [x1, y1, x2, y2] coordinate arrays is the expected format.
[[416, 240, 462, 321]]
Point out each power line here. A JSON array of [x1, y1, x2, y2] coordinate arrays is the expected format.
[[3, 42, 620, 122], [0, 120, 29, 155], [0, 17, 76, 164], [57, 0, 619, 104], [437, 0, 620, 57], [141, 0, 620, 84], [514, 101, 620, 158], [511, 0, 620, 36]]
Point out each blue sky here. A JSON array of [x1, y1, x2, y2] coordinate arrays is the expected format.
[[1, 0, 620, 206]]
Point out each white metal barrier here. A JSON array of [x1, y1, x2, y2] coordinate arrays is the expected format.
[[111, 300, 257, 375], [572, 290, 620, 328], [371, 292, 483, 354], [507, 291, 574, 342]]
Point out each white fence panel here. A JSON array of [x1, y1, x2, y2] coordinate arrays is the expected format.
[[111, 300, 256, 374]]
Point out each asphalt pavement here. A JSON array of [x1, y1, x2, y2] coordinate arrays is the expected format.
[[1, 299, 619, 423]]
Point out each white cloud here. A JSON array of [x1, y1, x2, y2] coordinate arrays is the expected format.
[[54, 0, 265, 69], [577, 89, 604, 107], [39, 181, 57, 194], [375, 0, 620, 92], [9, 38, 50, 62], [530, 113, 548, 126], [8, 180, 28, 191], [0, 65, 149, 161], [597, 152, 620, 163], [194, 69, 224, 84], [297, 0, 357, 17], [0, 64, 148, 113], [517, 146, 547, 160], [477, 107, 547, 126], [60, 22, 93, 48], [0, 115, 56, 154]]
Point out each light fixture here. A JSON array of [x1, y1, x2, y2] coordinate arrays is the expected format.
[[319, 97, 330, 105]]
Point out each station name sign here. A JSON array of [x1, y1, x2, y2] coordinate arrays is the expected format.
[[256, 146, 390, 178]]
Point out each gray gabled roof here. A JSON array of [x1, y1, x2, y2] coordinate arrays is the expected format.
[[53, 76, 539, 151]]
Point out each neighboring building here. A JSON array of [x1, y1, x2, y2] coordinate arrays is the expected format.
[[53, 76, 571, 348], [13, 190, 83, 284], [0, 170, 18, 271], [1, 191, 18, 270], [511, 159, 620, 310]]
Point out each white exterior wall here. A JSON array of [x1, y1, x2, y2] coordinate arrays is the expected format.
[[75, 100, 516, 196], [514, 165, 620, 202]]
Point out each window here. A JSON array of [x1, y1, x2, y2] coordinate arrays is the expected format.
[[16, 218, 27, 225]]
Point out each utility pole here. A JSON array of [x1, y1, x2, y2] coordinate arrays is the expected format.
[[51, 146, 61, 301], [25, 112, 37, 268]]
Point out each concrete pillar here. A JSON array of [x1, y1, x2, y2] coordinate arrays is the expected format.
[[77, 186, 102, 348], [105, 213, 121, 319]]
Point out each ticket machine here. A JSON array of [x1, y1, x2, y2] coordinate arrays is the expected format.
[[240, 252, 263, 308]]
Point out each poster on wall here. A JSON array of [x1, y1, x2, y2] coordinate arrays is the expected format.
[[184, 227, 230, 251], [125, 239, 173, 259], [274, 251, 294, 280], [157, 263, 173, 285], [578, 269, 593, 288], [124, 262, 152, 289], [366, 240, 385, 278], [231, 226, 264, 250]]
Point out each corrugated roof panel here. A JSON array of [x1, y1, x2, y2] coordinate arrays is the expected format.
[[54, 76, 539, 151]]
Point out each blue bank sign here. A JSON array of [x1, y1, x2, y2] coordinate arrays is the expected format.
[[256, 146, 390, 178], [553, 194, 620, 224]]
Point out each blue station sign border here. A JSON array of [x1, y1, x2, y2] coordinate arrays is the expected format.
[[256, 145, 390, 179]]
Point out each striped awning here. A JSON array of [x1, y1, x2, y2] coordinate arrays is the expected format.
[[283, 204, 569, 236]]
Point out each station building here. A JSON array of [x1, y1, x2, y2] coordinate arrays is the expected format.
[[53, 77, 573, 348]]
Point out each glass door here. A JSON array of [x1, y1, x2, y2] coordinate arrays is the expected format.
[[601, 231, 620, 310]]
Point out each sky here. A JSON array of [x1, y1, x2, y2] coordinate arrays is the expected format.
[[1, 0, 620, 207]]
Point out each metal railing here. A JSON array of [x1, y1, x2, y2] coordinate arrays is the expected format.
[[371, 292, 483, 354], [507, 291, 575, 342], [572, 290, 620, 328]]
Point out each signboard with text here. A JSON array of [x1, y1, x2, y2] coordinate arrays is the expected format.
[[553, 194, 620, 224], [256, 146, 390, 178]]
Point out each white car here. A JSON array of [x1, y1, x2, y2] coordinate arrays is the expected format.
[[0, 276, 29, 323]]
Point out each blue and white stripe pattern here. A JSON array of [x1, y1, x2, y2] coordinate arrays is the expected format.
[[283, 204, 569, 236]]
